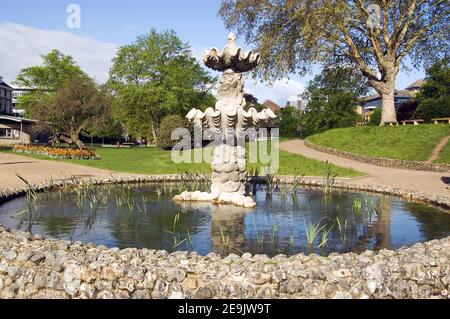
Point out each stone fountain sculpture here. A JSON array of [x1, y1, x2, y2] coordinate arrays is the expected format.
[[173, 33, 277, 208]]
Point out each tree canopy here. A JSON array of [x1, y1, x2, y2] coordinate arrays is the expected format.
[[415, 58, 450, 121], [300, 65, 369, 136], [31, 74, 113, 149], [109, 29, 216, 143], [14, 50, 89, 116], [219, 0, 450, 124]]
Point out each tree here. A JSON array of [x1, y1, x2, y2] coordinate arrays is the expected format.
[[219, 0, 450, 124], [157, 114, 189, 150], [299, 65, 369, 136], [109, 29, 216, 144], [30, 75, 113, 149], [14, 49, 88, 115], [275, 106, 302, 137], [415, 58, 450, 121]]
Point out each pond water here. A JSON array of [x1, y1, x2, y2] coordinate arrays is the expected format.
[[0, 183, 449, 257]]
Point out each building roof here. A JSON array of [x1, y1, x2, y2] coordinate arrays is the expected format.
[[0, 77, 13, 89], [0, 115, 39, 124], [361, 90, 414, 103], [405, 79, 426, 91], [263, 100, 281, 113]]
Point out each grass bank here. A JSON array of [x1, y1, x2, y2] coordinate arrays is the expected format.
[[307, 125, 450, 162]]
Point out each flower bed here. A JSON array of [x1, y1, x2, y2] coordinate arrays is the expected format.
[[12, 145, 100, 160]]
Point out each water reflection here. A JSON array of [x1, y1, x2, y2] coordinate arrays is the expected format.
[[0, 184, 449, 257]]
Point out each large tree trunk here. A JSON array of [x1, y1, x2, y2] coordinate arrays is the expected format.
[[380, 88, 397, 125], [74, 138, 85, 150], [151, 121, 158, 145], [56, 133, 85, 149]]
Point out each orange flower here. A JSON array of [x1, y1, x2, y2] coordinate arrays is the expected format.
[[13, 144, 100, 160]]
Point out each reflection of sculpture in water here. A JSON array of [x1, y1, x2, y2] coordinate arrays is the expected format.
[[210, 205, 245, 254], [354, 197, 392, 251], [173, 33, 276, 208], [372, 197, 392, 250]]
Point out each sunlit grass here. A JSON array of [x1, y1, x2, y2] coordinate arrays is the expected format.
[[308, 124, 450, 162]]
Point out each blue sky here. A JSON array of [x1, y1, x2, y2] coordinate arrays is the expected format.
[[0, 0, 425, 105]]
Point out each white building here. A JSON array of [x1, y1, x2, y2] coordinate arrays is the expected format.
[[286, 94, 309, 112], [12, 87, 33, 117], [0, 76, 13, 115]]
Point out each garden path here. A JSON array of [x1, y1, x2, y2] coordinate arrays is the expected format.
[[0, 152, 144, 189], [427, 135, 450, 162], [280, 139, 450, 198]]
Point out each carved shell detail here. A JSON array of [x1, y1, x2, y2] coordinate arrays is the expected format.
[[186, 107, 277, 130], [203, 33, 260, 72]]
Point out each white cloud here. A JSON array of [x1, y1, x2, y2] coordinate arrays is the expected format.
[[191, 47, 306, 106], [0, 23, 304, 106], [0, 23, 118, 84], [245, 78, 306, 106]]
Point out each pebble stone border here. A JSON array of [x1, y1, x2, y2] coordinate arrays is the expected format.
[[0, 175, 449, 299]]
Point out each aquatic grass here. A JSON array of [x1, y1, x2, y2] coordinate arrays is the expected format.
[[336, 217, 349, 243], [322, 161, 337, 195], [352, 198, 363, 216], [15, 174, 38, 212], [318, 225, 334, 249], [257, 234, 265, 248], [304, 217, 328, 246], [291, 175, 302, 194], [219, 225, 230, 249]]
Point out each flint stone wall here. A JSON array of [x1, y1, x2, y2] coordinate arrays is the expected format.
[[0, 226, 449, 299], [0, 176, 449, 299]]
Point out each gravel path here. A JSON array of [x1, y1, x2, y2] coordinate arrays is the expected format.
[[0, 153, 144, 189], [280, 139, 450, 198]]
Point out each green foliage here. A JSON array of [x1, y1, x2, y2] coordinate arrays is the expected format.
[[219, 1, 449, 124], [367, 108, 381, 126], [415, 59, 450, 122], [299, 65, 368, 137], [397, 101, 419, 122], [275, 106, 302, 137], [29, 74, 114, 149], [109, 29, 216, 143], [308, 125, 450, 161], [14, 50, 88, 116], [219, 0, 449, 78], [157, 114, 188, 150]]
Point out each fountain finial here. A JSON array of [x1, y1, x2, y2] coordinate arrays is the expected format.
[[203, 33, 260, 72], [227, 32, 237, 48]]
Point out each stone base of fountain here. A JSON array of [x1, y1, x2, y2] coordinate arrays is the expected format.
[[173, 191, 256, 208]]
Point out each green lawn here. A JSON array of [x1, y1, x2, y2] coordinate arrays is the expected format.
[[307, 125, 450, 162], [2, 145, 362, 177]]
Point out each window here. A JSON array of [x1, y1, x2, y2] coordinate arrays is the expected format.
[[0, 128, 19, 139]]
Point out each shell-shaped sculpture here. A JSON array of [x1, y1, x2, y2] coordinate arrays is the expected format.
[[203, 33, 260, 73], [186, 107, 277, 131]]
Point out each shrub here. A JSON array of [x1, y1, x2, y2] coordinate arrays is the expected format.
[[0, 145, 12, 151], [12, 145, 100, 160], [157, 115, 188, 150], [415, 96, 450, 122], [275, 106, 302, 137], [367, 108, 381, 126]]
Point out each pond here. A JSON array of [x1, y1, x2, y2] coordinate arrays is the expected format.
[[0, 183, 449, 257]]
